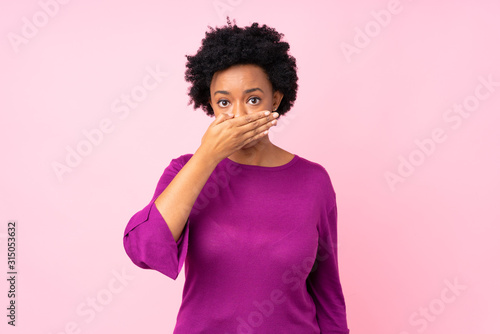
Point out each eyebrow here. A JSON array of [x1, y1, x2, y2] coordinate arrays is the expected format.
[[214, 88, 264, 96]]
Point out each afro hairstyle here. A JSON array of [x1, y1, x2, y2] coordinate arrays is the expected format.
[[184, 17, 298, 117]]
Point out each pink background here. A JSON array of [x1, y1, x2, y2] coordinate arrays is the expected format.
[[2, 0, 499, 333]]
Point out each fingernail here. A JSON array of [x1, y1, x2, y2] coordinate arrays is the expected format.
[[272, 112, 279, 118], [264, 110, 270, 116], [227, 112, 234, 117]]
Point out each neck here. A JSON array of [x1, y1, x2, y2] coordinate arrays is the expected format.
[[227, 136, 277, 166]]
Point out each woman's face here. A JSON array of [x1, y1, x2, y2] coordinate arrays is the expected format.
[[209, 64, 283, 119]]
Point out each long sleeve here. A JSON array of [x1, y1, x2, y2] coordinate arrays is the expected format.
[[306, 198, 350, 333], [123, 155, 190, 280], [122, 154, 350, 332]]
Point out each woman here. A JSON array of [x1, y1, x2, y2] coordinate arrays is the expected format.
[[123, 18, 350, 333]]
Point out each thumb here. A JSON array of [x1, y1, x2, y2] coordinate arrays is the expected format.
[[212, 112, 234, 126]]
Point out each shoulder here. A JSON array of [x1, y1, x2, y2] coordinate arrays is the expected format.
[[160, 153, 194, 176], [169, 153, 194, 166], [297, 155, 334, 184], [174, 153, 194, 166], [296, 155, 337, 207], [151, 153, 195, 194]]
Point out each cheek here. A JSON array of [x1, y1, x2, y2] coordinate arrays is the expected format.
[[249, 103, 269, 112], [261, 99, 274, 110]]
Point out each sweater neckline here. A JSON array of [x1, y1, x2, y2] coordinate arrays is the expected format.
[[223, 154, 299, 171]]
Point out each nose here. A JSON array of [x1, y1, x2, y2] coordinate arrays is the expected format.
[[233, 101, 250, 117]]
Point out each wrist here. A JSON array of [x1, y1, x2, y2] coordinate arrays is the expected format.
[[194, 146, 222, 168]]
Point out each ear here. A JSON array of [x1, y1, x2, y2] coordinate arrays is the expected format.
[[272, 90, 284, 110]]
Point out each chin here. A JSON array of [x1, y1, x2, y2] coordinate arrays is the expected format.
[[241, 140, 259, 150], [242, 142, 256, 149], [242, 133, 269, 150]]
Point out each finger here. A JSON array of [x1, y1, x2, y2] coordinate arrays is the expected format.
[[240, 123, 272, 147], [239, 115, 277, 145], [212, 112, 234, 126], [230, 110, 271, 126], [238, 111, 279, 134]]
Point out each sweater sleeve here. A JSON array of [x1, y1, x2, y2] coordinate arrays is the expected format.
[[306, 197, 350, 334], [123, 155, 190, 280]]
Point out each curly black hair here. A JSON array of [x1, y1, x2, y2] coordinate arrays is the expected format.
[[184, 17, 298, 117]]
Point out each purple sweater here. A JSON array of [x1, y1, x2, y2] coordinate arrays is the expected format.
[[123, 153, 349, 333]]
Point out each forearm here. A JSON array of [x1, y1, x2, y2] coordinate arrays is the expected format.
[[154, 147, 219, 242]]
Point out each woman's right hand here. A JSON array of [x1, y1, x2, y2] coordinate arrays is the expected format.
[[198, 110, 279, 163]]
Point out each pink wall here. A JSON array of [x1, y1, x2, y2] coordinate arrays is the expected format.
[[2, 0, 499, 333]]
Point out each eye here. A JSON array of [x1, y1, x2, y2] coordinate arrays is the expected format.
[[217, 99, 230, 108], [248, 97, 261, 105]]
